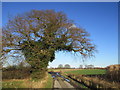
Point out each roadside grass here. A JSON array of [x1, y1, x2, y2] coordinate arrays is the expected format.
[[3, 73, 53, 88], [43, 74, 53, 88], [2, 80, 27, 88], [61, 74, 88, 89], [64, 69, 106, 75]]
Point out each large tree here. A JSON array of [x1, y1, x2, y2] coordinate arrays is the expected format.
[[2, 10, 96, 79], [58, 64, 63, 68], [64, 64, 71, 69]]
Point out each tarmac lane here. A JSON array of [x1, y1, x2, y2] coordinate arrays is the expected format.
[[53, 77, 75, 89], [49, 72, 76, 89]]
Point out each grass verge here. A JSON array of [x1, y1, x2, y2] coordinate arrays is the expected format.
[[2, 79, 28, 88], [2, 73, 53, 88], [43, 73, 53, 88]]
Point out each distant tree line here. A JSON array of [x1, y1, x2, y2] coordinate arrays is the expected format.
[[57, 64, 71, 69], [50, 64, 105, 69]]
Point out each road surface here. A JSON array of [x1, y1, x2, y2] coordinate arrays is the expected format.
[[54, 78, 74, 88]]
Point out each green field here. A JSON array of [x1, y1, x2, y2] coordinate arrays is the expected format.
[[64, 69, 106, 75]]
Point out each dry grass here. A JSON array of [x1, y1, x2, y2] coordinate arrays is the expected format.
[[30, 73, 49, 88], [106, 64, 120, 82], [84, 76, 120, 88], [107, 64, 120, 71], [69, 74, 120, 89], [3, 79, 29, 88], [49, 69, 82, 72], [3, 73, 49, 88]]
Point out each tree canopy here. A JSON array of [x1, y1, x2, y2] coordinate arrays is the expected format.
[[64, 64, 71, 68], [2, 10, 96, 79], [58, 64, 63, 68]]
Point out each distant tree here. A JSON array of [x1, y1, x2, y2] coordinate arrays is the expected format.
[[87, 65, 94, 68], [85, 65, 88, 68], [49, 67, 53, 69], [58, 64, 63, 68], [79, 65, 83, 69], [2, 10, 96, 79], [64, 64, 71, 68], [85, 64, 94, 69]]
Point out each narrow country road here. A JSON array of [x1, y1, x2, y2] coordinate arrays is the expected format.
[[54, 78, 74, 88], [49, 72, 76, 89]]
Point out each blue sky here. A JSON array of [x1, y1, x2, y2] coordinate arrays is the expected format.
[[2, 2, 118, 68]]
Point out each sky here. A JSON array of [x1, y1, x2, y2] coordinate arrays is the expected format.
[[2, 2, 118, 68]]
